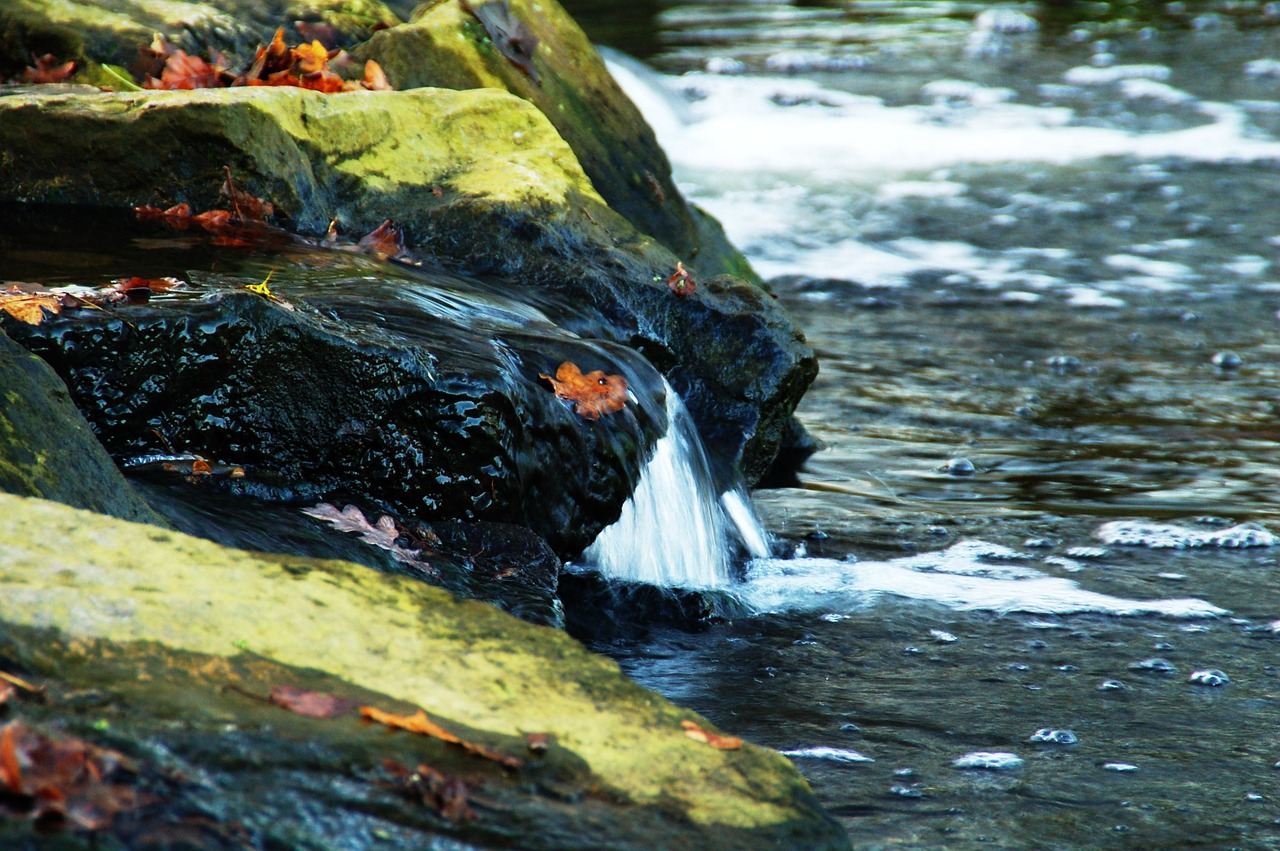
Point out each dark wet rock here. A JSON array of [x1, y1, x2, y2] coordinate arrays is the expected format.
[[0, 82, 814, 484], [1, 268, 666, 560], [0, 494, 849, 850], [0, 328, 163, 525]]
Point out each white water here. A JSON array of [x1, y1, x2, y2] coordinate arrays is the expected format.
[[581, 385, 770, 589]]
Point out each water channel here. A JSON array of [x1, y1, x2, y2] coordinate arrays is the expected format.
[[565, 1, 1280, 846]]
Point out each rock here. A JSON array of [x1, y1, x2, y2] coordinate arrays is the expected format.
[[0, 328, 163, 525], [0, 493, 848, 849], [0, 83, 815, 484], [1, 259, 668, 559], [353, 0, 755, 282]]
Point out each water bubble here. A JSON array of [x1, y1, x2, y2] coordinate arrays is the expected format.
[[1024, 538, 1055, 548], [931, 629, 959, 643], [840, 723, 862, 733], [1247, 792, 1265, 802], [926, 526, 949, 537], [1046, 355, 1082, 373], [903, 646, 924, 655], [821, 612, 850, 623], [1028, 639, 1049, 650], [781, 746, 874, 763], [890, 785, 925, 798], [1129, 657, 1177, 675], [705, 56, 746, 75], [1029, 728, 1079, 745], [1153, 642, 1175, 652], [1211, 351, 1243, 370], [894, 767, 916, 777], [1099, 680, 1129, 691], [1189, 669, 1230, 686], [1014, 405, 1036, 418], [1057, 664, 1078, 672], [1065, 546, 1108, 559], [941, 457, 976, 476], [953, 752, 1024, 770], [1105, 763, 1139, 772]]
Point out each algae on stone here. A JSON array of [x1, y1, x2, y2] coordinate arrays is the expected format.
[[0, 330, 163, 525], [0, 493, 845, 848]]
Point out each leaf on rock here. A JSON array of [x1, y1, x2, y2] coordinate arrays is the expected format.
[[0, 721, 145, 831], [268, 685, 357, 719], [358, 220, 405, 258], [360, 706, 524, 770], [23, 54, 76, 84], [666, 261, 696, 297], [145, 49, 226, 90], [524, 732, 549, 753], [221, 167, 274, 222], [359, 60, 392, 91], [0, 286, 74, 326], [301, 503, 438, 576], [382, 759, 476, 823], [680, 720, 743, 750], [461, 0, 540, 84], [538, 361, 628, 421], [105, 276, 183, 304]]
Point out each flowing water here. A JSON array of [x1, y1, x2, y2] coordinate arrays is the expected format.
[[564, 1, 1280, 846]]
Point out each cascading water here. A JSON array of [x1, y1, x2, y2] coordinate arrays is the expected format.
[[580, 382, 769, 589]]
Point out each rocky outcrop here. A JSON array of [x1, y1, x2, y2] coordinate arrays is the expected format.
[[0, 494, 847, 850]]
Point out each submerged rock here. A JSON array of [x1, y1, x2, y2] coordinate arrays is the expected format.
[[0, 494, 848, 849]]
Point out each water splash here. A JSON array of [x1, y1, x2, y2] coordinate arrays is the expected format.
[[581, 386, 769, 589]]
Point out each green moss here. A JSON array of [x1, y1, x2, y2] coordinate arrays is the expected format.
[[0, 492, 827, 832]]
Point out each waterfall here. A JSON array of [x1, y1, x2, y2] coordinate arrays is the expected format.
[[580, 385, 770, 589]]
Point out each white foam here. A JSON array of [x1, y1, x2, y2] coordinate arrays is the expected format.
[[781, 746, 875, 763], [1097, 521, 1278, 549], [736, 539, 1228, 618], [1063, 64, 1172, 85], [953, 751, 1024, 770]]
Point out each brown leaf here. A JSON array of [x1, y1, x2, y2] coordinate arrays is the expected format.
[[268, 685, 357, 719], [301, 503, 438, 576], [382, 759, 475, 822], [221, 167, 274, 222], [0, 723, 20, 792], [538, 361, 628, 421], [0, 289, 68, 325], [23, 54, 76, 84], [145, 49, 226, 90], [361, 60, 391, 91], [667, 261, 696, 297], [680, 720, 743, 750], [461, 0, 540, 84], [360, 706, 523, 770], [358, 219, 404, 257], [524, 732, 549, 753]]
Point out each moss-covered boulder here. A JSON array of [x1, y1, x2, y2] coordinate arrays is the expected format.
[[0, 493, 847, 849], [0, 329, 162, 525], [0, 83, 814, 483]]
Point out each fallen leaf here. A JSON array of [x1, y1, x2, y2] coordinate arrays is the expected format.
[[360, 706, 523, 770], [106, 276, 183, 304], [680, 720, 743, 750], [0, 682, 14, 707], [145, 49, 225, 90], [358, 219, 404, 257], [538, 361, 628, 420], [221, 167, 274, 222], [0, 288, 70, 325], [667, 261, 696, 297], [524, 732, 549, 753], [23, 54, 76, 84], [293, 40, 330, 75], [0, 721, 143, 830], [360, 60, 391, 91], [382, 759, 476, 823], [268, 685, 357, 719], [301, 503, 438, 576], [461, 0, 540, 84]]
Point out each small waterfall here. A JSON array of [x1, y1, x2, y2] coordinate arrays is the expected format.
[[581, 385, 770, 589]]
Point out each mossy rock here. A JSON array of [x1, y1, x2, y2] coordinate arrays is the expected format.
[[354, 0, 757, 282], [0, 493, 847, 849], [0, 329, 162, 525]]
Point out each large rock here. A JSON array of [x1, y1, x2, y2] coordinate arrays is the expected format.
[[0, 328, 163, 525], [0, 83, 815, 484], [0, 494, 847, 849]]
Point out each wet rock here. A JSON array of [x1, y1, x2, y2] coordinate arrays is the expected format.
[[1, 269, 665, 559], [0, 328, 162, 525], [0, 493, 847, 849]]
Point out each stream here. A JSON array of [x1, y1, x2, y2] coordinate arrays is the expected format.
[[568, 1, 1280, 847]]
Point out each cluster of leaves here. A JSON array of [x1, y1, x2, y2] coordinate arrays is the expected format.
[[0, 275, 197, 327], [0, 721, 146, 831], [539, 361, 629, 421], [142, 29, 390, 94]]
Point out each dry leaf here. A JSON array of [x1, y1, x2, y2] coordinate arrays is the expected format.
[[382, 759, 475, 823], [301, 503, 437, 576], [539, 361, 628, 420], [360, 706, 523, 770], [145, 49, 225, 89], [667, 261, 696, 297], [221, 167, 274, 222], [680, 720, 743, 750], [358, 219, 404, 257], [360, 60, 391, 91], [23, 54, 76, 84], [0, 682, 14, 707], [0, 288, 71, 325], [524, 732, 549, 753], [268, 685, 357, 719]]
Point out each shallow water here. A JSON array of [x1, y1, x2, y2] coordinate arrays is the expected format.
[[572, 1, 1280, 846]]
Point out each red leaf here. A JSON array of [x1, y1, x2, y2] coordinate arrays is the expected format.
[[358, 219, 404, 257], [666, 261, 696, 297], [538, 361, 628, 420], [268, 685, 357, 719], [145, 50, 225, 90], [23, 54, 76, 84], [0, 723, 21, 792]]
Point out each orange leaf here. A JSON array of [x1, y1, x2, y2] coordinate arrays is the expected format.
[[362, 60, 392, 91], [269, 685, 357, 719], [666, 261, 697, 297], [299, 69, 345, 93], [0, 290, 68, 325], [359, 706, 523, 770], [358, 219, 404, 257], [0, 681, 13, 706], [538, 361, 628, 421], [0, 723, 21, 792], [680, 720, 743, 750], [145, 49, 224, 90], [293, 40, 330, 76], [23, 54, 76, 84]]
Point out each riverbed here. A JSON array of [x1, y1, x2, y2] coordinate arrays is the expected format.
[[568, 1, 1280, 846]]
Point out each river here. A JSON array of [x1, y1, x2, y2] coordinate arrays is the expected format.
[[564, 1, 1280, 847]]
